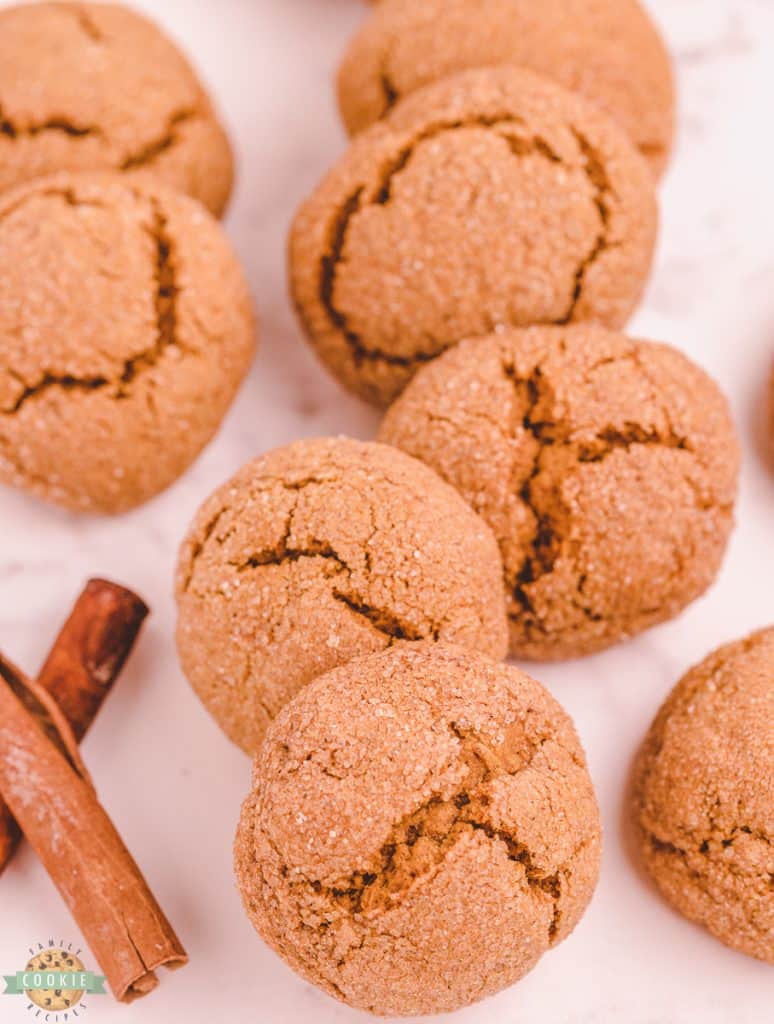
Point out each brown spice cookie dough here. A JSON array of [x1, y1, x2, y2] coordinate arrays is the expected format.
[[631, 627, 774, 962], [339, 0, 675, 178], [0, 2, 233, 216], [0, 172, 256, 514], [379, 325, 740, 659], [235, 643, 601, 1016], [291, 66, 658, 407], [176, 438, 508, 754]]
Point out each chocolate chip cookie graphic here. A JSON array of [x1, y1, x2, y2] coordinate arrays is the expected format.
[[24, 949, 85, 1012]]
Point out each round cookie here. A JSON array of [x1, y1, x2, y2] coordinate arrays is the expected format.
[[24, 949, 85, 1012], [0, 2, 233, 216], [176, 438, 508, 753], [291, 66, 658, 406], [339, 0, 674, 178], [379, 325, 740, 659], [235, 643, 601, 1016], [631, 627, 774, 962], [0, 172, 255, 514]]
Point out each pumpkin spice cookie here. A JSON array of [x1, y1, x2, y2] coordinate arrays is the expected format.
[[379, 325, 740, 659], [175, 438, 508, 754], [0, 2, 233, 215], [339, 0, 675, 178], [631, 627, 774, 962], [0, 172, 255, 514], [291, 66, 658, 406], [235, 643, 601, 1016]]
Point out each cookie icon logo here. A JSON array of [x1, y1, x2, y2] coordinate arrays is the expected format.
[[3, 939, 106, 1018], [24, 949, 86, 1012]]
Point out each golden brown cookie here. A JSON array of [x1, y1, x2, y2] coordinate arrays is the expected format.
[[339, 0, 675, 178], [176, 438, 508, 754], [291, 66, 658, 406], [235, 642, 601, 1015], [0, 172, 256, 514], [631, 627, 774, 963], [0, 2, 233, 215], [379, 325, 740, 659]]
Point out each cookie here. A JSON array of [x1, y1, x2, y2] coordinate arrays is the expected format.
[[631, 627, 774, 962], [291, 66, 658, 406], [339, 0, 674, 177], [379, 325, 740, 659], [0, 172, 256, 514], [235, 643, 601, 1015], [175, 438, 508, 754], [0, 2, 233, 215], [24, 949, 86, 1012]]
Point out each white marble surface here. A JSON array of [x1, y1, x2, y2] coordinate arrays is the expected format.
[[0, 1, 773, 1021]]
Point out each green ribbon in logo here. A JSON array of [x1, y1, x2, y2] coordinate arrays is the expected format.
[[3, 970, 107, 995]]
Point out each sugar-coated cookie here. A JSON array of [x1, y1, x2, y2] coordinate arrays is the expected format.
[[176, 438, 508, 753], [235, 643, 601, 1015], [0, 173, 255, 513], [291, 67, 657, 406], [379, 325, 739, 658], [0, 2, 233, 215], [340, 0, 674, 177], [632, 627, 774, 963]]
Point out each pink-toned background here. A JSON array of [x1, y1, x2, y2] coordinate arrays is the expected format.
[[0, 1, 772, 1021]]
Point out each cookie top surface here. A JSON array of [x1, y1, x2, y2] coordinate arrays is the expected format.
[[0, 2, 233, 214], [379, 324, 740, 658], [632, 627, 774, 962], [0, 172, 255, 513], [338, 0, 674, 176], [235, 643, 601, 1015], [176, 438, 508, 753], [291, 66, 657, 406]]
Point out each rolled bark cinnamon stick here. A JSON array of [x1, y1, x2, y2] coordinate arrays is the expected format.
[[0, 579, 147, 873], [0, 653, 187, 1001]]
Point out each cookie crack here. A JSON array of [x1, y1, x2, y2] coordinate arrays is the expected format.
[[304, 724, 565, 943], [317, 116, 589, 370], [0, 104, 100, 141], [2, 196, 181, 415], [557, 129, 616, 324], [220, 488, 439, 643], [120, 108, 201, 172], [503, 358, 695, 630]]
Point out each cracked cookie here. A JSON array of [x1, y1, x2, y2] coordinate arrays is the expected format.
[[631, 627, 774, 963], [379, 324, 740, 659], [0, 2, 233, 215], [291, 66, 658, 406], [0, 172, 255, 513], [175, 438, 508, 754], [339, 0, 674, 178], [235, 643, 601, 1016]]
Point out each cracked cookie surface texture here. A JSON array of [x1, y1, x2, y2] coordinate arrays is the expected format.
[[235, 643, 601, 1016], [338, 0, 675, 178], [0, 1, 233, 215], [379, 324, 740, 658], [291, 66, 658, 406], [0, 172, 256, 513], [631, 627, 774, 963], [175, 438, 509, 754]]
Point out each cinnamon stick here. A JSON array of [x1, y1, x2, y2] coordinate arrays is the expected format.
[[0, 653, 187, 1001], [0, 579, 147, 873]]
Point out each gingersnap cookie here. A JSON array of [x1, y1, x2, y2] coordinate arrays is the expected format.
[[0, 2, 233, 215], [379, 324, 740, 659], [338, 0, 674, 178], [176, 438, 508, 754], [631, 627, 774, 962], [291, 66, 658, 406], [0, 172, 255, 514], [235, 643, 601, 1016]]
